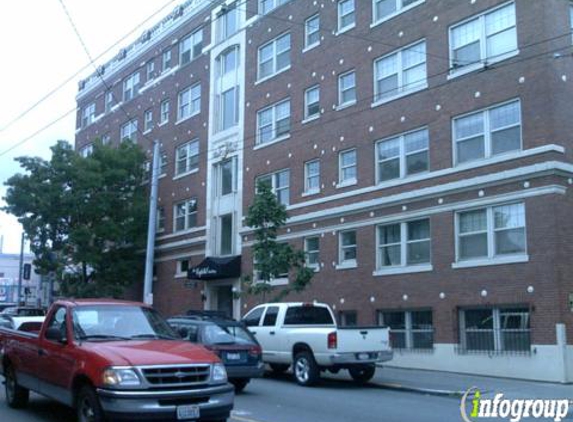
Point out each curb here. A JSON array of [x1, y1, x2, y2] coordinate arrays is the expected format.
[[374, 381, 465, 397]]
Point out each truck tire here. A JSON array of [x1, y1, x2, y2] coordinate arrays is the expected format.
[[76, 385, 105, 422], [231, 378, 250, 393], [293, 351, 320, 386], [269, 363, 290, 374], [348, 365, 376, 384], [4, 365, 29, 409]]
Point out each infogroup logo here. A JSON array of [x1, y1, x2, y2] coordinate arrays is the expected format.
[[460, 387, 571, 422]]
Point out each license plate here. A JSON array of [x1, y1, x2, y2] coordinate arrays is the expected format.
[[357, 353, 370, 360], [177, 405, 200, 420], [226, 352, 241, 361]]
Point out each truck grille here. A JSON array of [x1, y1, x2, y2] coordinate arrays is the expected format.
[[141, 365, 211, 387]]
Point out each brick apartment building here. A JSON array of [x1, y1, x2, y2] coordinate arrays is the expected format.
[[74, 0, 573, 382]]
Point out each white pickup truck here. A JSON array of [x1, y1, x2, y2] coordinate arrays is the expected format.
[[242, 302, 392, 386]]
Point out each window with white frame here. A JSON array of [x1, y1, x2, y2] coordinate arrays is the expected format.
[[217, 2, 239, 41], [175, 140, 200, 176], [376, 128, 429, 183], [457, 202, 526, 262], [339, 230, 357, 265], [123, 72, 140, 102], [160, 100, 170, 124], [454, 100, 521, 165], [339, 149, 357, 184], [156, 207, 166, 233], [459, 307, 530, 352], [219, 214, 234, 256], [162, 50, 172, 71], [450, 2, 517, 72], [101, 134, 111, 146], [373, 0, 424, 24], [256, 99, 290, 145], [338, 311, 357, 327], [377, 219, 430, 269], [217, 158, 236, 196], [178, 84, 201, 121], [338, 0, 355, 32], [174, 198, 198, 231], [144, 109, 153, 132], [304, 236, 320, 268], [146, 60, 155, 81], [378, 310, 434, 350], [215, 47, 240, 132], [304, 160, 320, 194], [120, 119, 138, 142], [160, 152, 168, 175], [176, 259, 190, 276], [374, 40, 427, 102], [304, 85, 320, 120], [260, 0, 290, 15], [338, 71, 356, 107], [81, 103, 96, 127], [105, 91, 114, 113], [257, 169, 290, 205], [258, 33, 291, 80], [304, 14, 320, 49], [79, 143, 94, 158], [180, 29, 203, 65]]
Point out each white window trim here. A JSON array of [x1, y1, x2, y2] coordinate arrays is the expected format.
[[257, 32, 291, 83], [338, 70, 357, 108], [177, 83, 201, 122], [371, 0, 425, 27], [173, 199, 198, 233], [179, 29, 203, 66], [304, 14, 321, 51], [337, 0, 356, 33], [174, 140, 200, 178], [304, 236, 321, 272], [375, 219, 431, 273], [304, 85, 321, 121], [452, 99, 522, 166], [338, 230, 357, 268], [256, 168, 290, 206], [259, 0, 291, 15], [338, 148, 357, 187], [217, 213, 236, 256], [256, 98, 291, 146], [304, 159, 321, 195], [175, 259, 190, 278]]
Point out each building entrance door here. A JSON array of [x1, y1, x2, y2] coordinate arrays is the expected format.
[[216, 285, 233, 318]]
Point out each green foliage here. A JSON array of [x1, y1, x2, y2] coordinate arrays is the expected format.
[[243, 181, 314, 302], [3, 140, 148, 298]]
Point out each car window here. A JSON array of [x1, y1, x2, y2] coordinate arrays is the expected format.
[[201, 324, 235, 345], [45, 306, 68, 342], [221, 324, 257, 344], [243, 307, 264, 327], [262, 306, 279, 327], [284, 306, 334, 325]]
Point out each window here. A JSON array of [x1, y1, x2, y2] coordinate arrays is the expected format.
[[374, 41, 427, 103], [177, 259, 190, 276], [218, 158, 236, 196], [338, 0, 355, 32], [144, 109, 153, 132], [454, 100, 521, 164], [162, 50, 172, 71], [378, 310, 434, 350], [377, 219, 430, 270], [81, 103, 96, 127], [338, 71, 356, 107], [215, 47, 240, 132], [256, 99, 290, 145], [178, 84, 201, 121], [304, 14, 320, 49], [180, 29, 203, 65], [338, 149, 357, 185], [457, 203, 526, 262], [160, 152, 168, 175], [450, 3, 517, 72], [101, 134, 111, 145], [146, 60, 155, 81], [338, 311, 357, 327], [304, 236, 320, 268], [120, 119, 138, 142], [160, 100, 170, 124], [243, 307, 264, 327], [217, 3, 239, 41], [376, 128, 429, 183], [257, 169, 290, 205], [219, 214, 234, 255], [175, 140, 200, 176], [45, 307, 67, 343], [79, 143, 94, 158], [459, 307, 530, 353], [304, 85, 320, 120], [262, 306, 279, 326], [339, 230, 357, 266], [174, 198, 198, 231], [258, 33, 291, 80], [156, 207, 166, 233], [284, 306, 334, 325], [304, 160, 320, 193], [105, 92, 114, 113], [373, 0, 423, 23], [123, 72, 140, 102], [260, 0, 290, 15]]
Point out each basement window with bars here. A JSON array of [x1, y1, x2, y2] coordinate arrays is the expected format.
[[458, 307, 531, 354], [378, 310, 434, 351]]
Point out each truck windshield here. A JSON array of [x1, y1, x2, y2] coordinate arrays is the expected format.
[[72, 305, 178, 341]]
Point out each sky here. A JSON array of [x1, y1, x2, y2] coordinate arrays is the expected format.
[[0, 0, 179, 254]]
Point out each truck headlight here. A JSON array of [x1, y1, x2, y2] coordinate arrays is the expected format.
[[210, 363, 227, 384], [102, 368, 141, 387]]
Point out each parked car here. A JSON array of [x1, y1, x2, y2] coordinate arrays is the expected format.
[[242, 302, 393, 386], [0, 299, 234, 422], [1, 306, 46, 317], [0, 314, 45, 330], [0, 303, 17, 313], [169, 316, 264, 393]]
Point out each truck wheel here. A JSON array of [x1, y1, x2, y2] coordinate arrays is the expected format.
[[4, 365, 29, 408], [76, 385, 105, 422], [231, 378, 250, 393], [348, 365, 376, 384], [269, 363, 290, 374], [293, 351, 319, 386]]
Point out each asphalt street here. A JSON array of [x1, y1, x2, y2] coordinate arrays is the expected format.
[[0, 372, 501, 422]]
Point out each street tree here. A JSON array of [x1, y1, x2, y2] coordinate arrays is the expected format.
[[3, 140, 148, 298]]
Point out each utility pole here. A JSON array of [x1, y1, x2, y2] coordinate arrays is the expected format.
[[143, 141, 160, 305], [17, 232, 24, 305]]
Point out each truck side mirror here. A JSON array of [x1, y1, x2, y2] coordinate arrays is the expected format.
[[45, 327, 66, 343], [178, 327, 189, 339]]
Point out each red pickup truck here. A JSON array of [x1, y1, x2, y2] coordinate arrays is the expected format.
[[0, 299, 234, 422]]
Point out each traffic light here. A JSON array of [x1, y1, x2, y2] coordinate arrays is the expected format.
[[23, 263, 32, 280]]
